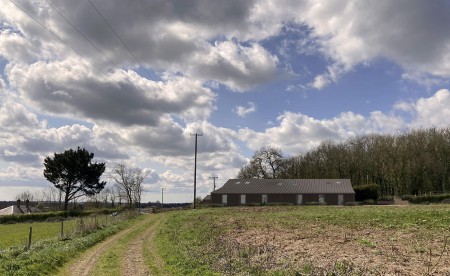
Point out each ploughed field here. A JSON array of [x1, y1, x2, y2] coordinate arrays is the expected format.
[[157, 205, 450, 275]]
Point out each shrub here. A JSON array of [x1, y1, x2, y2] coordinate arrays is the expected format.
[[361, 199, 376, 205], [407, 194, 450, 204], [0, 208, 122, 224], [345, 202, 360, 206], [400, 195, 416, 201], [353, 184, 380, 201], [378, 196, 394, 201]]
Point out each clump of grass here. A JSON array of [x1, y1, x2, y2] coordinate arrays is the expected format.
[[358, 238, 376, 248]]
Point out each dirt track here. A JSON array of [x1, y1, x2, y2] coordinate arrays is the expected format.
[[62, 214, 166, 276]]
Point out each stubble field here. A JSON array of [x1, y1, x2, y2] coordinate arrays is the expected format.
[[156, 205, 450, 275]]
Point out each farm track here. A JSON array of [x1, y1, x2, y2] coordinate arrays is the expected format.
[[63, 213, 165, 276], [122, 215, 166, 275]]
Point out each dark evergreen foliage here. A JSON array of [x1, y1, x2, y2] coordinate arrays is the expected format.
[[353, 184, 380, 201], [43, 147, 106, 211]]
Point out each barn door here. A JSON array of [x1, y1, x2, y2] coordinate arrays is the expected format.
[[338, 194, 344, 205], [297, 194, 303, 205], [318, 194, 325, 204], [240, 195, 246, 205], [262, 194, 268, 204], [222, 195, 227, 205]]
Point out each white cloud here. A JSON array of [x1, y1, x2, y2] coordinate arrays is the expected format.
[[410, 89, 450, 127], [234, 102, 256, 117], [296, 0, 450, 88], [7, 61, 216, 126], [237, 109, 406, 154]]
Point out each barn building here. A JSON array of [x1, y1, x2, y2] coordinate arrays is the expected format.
[[211, 179, 355, 206]]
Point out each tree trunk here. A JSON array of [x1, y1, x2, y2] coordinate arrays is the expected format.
[[64, 189, 70, 212]]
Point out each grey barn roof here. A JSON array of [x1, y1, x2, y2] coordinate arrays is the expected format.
[[211, 179, 354, 194]]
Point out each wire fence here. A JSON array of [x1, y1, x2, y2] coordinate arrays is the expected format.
[[0, 211, 137, 250]]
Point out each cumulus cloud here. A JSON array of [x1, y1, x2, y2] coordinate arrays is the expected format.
[[397, 89, 450, 127], [296, 0, 450, 88], [237, 109, 407, 154], [234, 102, 256, 117], [7, 61, 216, 126]]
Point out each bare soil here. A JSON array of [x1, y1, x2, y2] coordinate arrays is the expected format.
[[225, 224, 450, 275]]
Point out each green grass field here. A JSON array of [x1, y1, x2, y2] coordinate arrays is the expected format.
[[155, 205, 450, 275], [0, 214, 115, 250]]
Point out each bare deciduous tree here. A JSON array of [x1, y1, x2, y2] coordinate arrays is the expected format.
[[110, 163, 149, 208], [15, 190, 35, 202]]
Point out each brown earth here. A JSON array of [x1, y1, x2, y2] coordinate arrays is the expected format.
[[223, 224, 450, 275]]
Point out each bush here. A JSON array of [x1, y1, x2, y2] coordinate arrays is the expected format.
[[400, 195, 416, 201], [360, 199, 376, 205], [353, 184, 380, 201], [378, 196, 394, 201], [0, 208, 122, 224], [407, 194, 450, 204], [345, 202, 360, 206]]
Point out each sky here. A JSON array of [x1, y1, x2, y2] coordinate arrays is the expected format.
[[0, 0, 449, 203]]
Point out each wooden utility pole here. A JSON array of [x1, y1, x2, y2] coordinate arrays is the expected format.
[[209, 176, 218, 191], [161, 188, 165, 210], [191, 133, 203, 209]]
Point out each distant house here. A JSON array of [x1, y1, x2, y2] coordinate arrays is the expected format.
[[202, 194, 211, 204], [0, 199, 40, 216], [211, 179, 355, 206]]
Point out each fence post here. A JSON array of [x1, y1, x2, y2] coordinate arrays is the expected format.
[[28, 226, 32, 250], [61, 221, 64, 238]]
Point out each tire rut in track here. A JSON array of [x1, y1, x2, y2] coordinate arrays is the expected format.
[[65, 215, 153, 276], [122, 215, 165, 275], [66, 228, 133, 276]]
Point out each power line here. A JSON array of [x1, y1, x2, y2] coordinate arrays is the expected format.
[[9, 0, 114, 82], [86, 0, 170, 99], [45, 0, 126, 77]]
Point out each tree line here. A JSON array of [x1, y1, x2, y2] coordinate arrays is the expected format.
[[238, 127, 450, 196]]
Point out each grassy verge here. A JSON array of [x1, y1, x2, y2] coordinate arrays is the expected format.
[[0, 212, 139, 276], [154, 206, 450, 275]]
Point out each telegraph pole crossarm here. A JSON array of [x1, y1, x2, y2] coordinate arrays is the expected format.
[[209, 176, 218, 191]]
